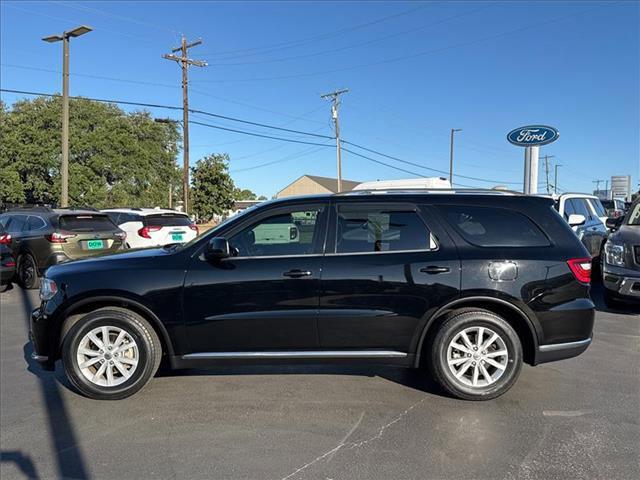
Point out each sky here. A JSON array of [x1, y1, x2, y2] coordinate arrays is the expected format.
[[1, 0, 638, 198]]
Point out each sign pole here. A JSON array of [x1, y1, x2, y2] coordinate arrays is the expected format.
[[523, 147, 531, 194], [529, 145, 539, 194]]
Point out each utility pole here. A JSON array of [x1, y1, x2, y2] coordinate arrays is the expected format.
[[43, 25, 92, 207], [449, 128, 462, 185], [593, 179, 604, 197], [554, 164, 562, 195], [321, 89, 349, 192], [163, 36, 207, 214], [542, 154, 554, 194]]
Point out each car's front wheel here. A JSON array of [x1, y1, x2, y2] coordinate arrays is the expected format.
[[62, 308, 162, 400], [429, 309, 523, 401]]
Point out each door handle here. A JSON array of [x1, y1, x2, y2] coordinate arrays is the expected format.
[[420, 266, 450, 274], [283, 269, 312, 278]]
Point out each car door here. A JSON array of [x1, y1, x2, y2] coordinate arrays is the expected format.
[[182, 201, 328, 353], [317, 201, 460, 353]]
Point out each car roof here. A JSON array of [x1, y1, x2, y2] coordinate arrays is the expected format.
[[101, 208, 188, 216], [3, 207, 105, 217]]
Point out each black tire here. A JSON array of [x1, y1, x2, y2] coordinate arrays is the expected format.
[[0, 282, 9, 293], [62, 307, 162, 400], [429, 309, 522, 401], [603, 289, 621, 309], [17, 253, 40, 290]]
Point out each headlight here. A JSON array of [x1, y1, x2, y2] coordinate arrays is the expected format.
[[39, 278, 58, 301], [604, 241, 625, 267]]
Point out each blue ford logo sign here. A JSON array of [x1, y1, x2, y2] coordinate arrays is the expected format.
[[507, 125, 559, 147]]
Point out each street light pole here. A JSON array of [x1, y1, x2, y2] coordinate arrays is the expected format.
[[449, 128, 462, 185], [554, 164, 562, 195], [43, 25, 92, 207]]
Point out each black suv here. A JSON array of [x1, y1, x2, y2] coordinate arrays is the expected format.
[[0, 207, 127, 289], [30, 191, 595, 401]]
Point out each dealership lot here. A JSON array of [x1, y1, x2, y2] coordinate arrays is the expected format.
[[0, 286, 638, 480]]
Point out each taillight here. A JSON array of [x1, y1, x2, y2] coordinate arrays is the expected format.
[[138, 226, 162, 239], [189, 224, 199, 235], [5, 261, 16, 268], [0, 233, 11, 245], [114, 231, 127, 241], [46, 231, 77, 243], [567, 257, 592, 284]]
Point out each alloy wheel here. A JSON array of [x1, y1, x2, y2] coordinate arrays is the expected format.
[[446, 326, 509, 388], [76, 326, 139, 387]]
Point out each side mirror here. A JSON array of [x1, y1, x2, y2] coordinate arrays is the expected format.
[[606, 216, 623, 230], [567, 214, 586, 227], [205, 237, 231, 260]]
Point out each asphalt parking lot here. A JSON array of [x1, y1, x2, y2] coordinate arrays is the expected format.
[[0, 284, 638, 480]]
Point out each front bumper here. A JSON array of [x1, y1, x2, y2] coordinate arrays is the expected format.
[[603, 265, 640, 301], [30, 307, 55, 370]]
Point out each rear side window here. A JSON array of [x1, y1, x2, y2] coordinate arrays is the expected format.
[[437, 205, 549, 248], [587, 199, 606, 217], [27, 216, 47, 230], [336, 206, 432, 253], [144, 214, 191, 227], [59, 215, 117, 232]]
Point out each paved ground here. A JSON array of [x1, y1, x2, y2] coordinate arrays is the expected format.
[[0, 284, 638, 480]]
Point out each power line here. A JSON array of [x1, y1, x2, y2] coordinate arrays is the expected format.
[[207, 4, 492, 67], [341, 140, 521, 184], [341, 147, 425, 178], [189, 120, 334, 147], [198, 5, 426, 59], [231, 146, 329, 173], [192, 3, 610, 83], [0, 88, 331, 139]]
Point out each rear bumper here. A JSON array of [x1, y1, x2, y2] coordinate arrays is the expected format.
[[535, 337, 592, 364], [0, 266, 15, 284]]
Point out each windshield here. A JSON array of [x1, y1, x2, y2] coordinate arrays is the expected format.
[[626, 203, 640, 226]]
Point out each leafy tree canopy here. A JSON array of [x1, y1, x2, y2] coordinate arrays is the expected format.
[[0, 96, 181, 208], [191, 153, 235, 221]]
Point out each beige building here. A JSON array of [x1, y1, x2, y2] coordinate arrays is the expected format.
[[276, 175, 360, 198]]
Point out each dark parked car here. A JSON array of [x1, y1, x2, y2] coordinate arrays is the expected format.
[[602, 198, 640, 307], [0, 207, 127, 289], [30, 191, 595, 401], [0, 225, 16, 292], [601, 198, 626, 219]]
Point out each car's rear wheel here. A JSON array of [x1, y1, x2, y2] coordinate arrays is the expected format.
[[429, 309, 522, 401], [62, 308, 162, 400], [17, 253, 40, 290]]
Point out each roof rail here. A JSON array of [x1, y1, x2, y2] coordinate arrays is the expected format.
[[5, 205, 53, 212], [334, 188, 524, 196]]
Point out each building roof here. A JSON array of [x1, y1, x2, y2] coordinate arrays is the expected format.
[[304, 175, 360, 192]]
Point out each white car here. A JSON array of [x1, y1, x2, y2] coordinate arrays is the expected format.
[[102, 209, 198, 249], [552, 193, 608, 259]]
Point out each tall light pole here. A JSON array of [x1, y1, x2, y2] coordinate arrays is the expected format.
[[449, 128, 462, 185], [554, 164, 562, 195], [43, 25, 92, 208], [321, 89, 348, 192]]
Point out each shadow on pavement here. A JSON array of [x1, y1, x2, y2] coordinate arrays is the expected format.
[[0, 451, 39, 480], [17, 287, 90, 480]]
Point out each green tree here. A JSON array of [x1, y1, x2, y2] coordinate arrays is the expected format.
[[191, 153, 235, 221], [0, 96, 180, 208], [233, 188, 256, 200]]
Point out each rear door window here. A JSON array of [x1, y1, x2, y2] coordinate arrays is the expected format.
[[335, 205, 432, 253], [59, 215, 117, 232], [437, 205, 549, 247], [144, 214, 192, 227], [6, 215, 26, 233]]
